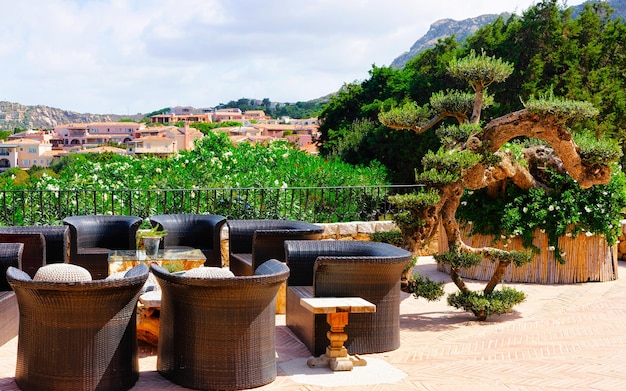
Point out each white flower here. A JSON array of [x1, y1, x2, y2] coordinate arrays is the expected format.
[[547, 246, 555, 251], [548, 205, 554, 211], [585, 231, 593, 237], [274, 179, 279, 186], [523, 207, 528, 213], [461, 201, 467, 206], [585, 206, 592, 213]]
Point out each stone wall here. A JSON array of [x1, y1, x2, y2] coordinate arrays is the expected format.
[[220, 221, 401, 266], [219, 220, 442, 266]]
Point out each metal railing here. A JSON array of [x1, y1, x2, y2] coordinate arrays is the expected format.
[[0, 184, 423, 226]]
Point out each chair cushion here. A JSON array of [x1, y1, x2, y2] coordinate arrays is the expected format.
[[34, 263, 92, 282], [184, 267, 234, 278]]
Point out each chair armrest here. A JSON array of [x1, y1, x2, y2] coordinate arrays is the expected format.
[[0, 243, 24, 291]]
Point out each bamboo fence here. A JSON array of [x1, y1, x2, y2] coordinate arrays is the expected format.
[[438, 225, 618, 283]]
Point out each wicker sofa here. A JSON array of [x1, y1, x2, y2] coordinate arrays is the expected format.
[[63, 215, 143, 279], [152, 259, 290, 391], [285, 240, 412, 356], [0, 225, 70, 278], [228, 219, 323, 276], [149, 213, 227, 267], [0, 243, 23, 347], [7, 263, 148, 391]]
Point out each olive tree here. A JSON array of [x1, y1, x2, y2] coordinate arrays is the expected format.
[[379, 50, 621, 320]]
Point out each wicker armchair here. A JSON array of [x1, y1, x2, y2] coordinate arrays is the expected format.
[[152, 259, 290, 391], [149, 213, 227, 267], [228, 219, 323, 276], [63, 215, 143, 279], [0, 225, 70, 278], [0, 243, 23, 347], [7, 263, 148, 391], [285, 240, 412, 356]]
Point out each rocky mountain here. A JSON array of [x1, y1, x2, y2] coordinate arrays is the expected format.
[[0, 101, 144, 131], [390, 14, 506, 69], [390, 0, 626, 69]]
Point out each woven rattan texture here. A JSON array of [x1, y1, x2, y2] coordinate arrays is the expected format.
[[152, 259, 289, 390], [149, 214, 227, 267], [7, 263, 148, 391], [285, 240, 412, 356]]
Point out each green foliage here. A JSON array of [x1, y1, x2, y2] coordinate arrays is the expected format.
[[457, 168, 626, 263], [573, 131, 622, 165], [524, 92, 599, 122], [447, 287, 526, 320], [409, 272, 445, 302], [6, 132, 388, 223], [429, 90, 475, 116], [0, 130, 11, 140], [434, 250, 483, 269], [489, 249, 534, 267], [447, 49, 514, 90], [388, 189, 440, 210], [369, 230, 404, 247], [377, 101, 432, 130], [0, 168, 30, 187], [31, 132, 388, 191], [215, 98, 324, 119], [422, 148, 482, 172], [436, 123, 482, 147], [415, 168, 460, 186]]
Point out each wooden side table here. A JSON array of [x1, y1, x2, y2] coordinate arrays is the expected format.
[[300, 297, 376, 371]]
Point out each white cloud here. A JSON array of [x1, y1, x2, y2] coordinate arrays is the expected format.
[[0, 0, 587, 114]]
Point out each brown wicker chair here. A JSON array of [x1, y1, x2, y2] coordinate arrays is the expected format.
[[149, 213, 227, 267], [152, 259, 290, 391], [0, 225, 70, 278], [7, 262, 148, 391], [285, 240, 412, 356], [63, 215, 143, 279], [0, 243, 23, 347], [228, 219, 323, 276]]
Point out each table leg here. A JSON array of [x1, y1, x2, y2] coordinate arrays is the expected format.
[[306, 312, 367, 371]]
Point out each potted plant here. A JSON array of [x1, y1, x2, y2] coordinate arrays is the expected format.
[[136, 219, 167, 257]]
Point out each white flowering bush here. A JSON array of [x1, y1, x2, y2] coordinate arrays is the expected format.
[[0, 132, 389, 224], [457, 167, 626, 263]]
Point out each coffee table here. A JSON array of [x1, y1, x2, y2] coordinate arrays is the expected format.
[[107, 248, 206, 275], [300, 297, 376, 371]]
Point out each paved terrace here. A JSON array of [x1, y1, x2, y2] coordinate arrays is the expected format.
[[2, 256, 626, 390]]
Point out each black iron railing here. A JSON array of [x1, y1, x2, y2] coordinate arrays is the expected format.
[[0, 184, 422, 226]]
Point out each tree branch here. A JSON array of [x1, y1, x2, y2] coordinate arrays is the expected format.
[[479, 110, 611, 188]]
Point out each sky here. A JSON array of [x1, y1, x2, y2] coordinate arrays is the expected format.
[[0, 0, 587, 115]]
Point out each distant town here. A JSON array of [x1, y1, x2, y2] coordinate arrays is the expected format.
[[0, 106, 319, 171]]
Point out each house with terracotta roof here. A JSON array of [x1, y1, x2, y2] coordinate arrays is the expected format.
[[127, 135, 176, 157], [244, 110, 268, 121], [55, 122, 144, 149], [150, 113, 212, 124], [213, 108, 245, 122], [134, 124, 203, 153], [0, 138, 55, 169]]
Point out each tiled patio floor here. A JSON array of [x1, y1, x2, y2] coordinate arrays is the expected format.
[[2, 256, 626, 390]]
